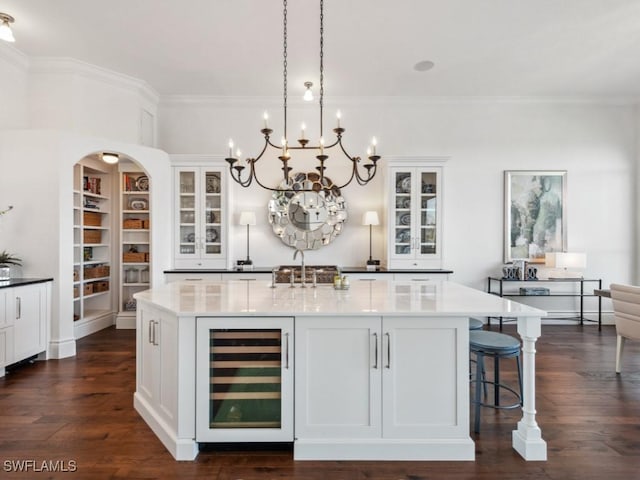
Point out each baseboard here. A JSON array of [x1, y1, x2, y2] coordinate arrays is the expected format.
[[47, 337, 77, 359], [116, 314, 136, 329]]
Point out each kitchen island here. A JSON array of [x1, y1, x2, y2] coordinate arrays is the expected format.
[[134, 279, 547, 462]]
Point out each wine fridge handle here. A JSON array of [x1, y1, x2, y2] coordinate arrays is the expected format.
[[285, 332, 290, 369]]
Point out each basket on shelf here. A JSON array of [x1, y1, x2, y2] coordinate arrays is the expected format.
[[83, 283, 94, 295], [84, 265, 110, 279], [93, 281, 109, 293], [123, 252, 149, 263], [83, 229, 102, 244], [73, 286, 79, 298], [123, 218, 144, 229], [83, 211, 103, 227]]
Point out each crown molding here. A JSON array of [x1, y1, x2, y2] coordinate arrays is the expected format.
[[160, 94, 640, 108], [29, 57, 160, 105], [0, 42, 29, 71]]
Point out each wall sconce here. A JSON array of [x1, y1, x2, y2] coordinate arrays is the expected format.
[[362, 211, 380, 271], [238, 211, 257, 271], [101, 152, 119, 164], [0, 13, 15, 43]]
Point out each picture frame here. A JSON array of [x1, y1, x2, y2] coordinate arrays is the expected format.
[[504, 170, 567, 263]]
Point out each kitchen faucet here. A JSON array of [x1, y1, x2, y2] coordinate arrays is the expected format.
[[293, 249, 306, 288]]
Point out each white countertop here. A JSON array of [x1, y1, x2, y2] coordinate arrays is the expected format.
[[135, 279, 546, 318]]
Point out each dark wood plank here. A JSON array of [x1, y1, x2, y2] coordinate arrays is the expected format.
[[0, 324, 638, 479]]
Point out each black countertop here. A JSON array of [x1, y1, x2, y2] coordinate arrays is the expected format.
[[164, 268, 453, 275], [0, 278, 54, 289]]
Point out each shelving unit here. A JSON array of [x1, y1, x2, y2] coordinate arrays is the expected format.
[[73, 159, 115, 338], [117, 162, 151, 328], [487, 276, 603, 330]]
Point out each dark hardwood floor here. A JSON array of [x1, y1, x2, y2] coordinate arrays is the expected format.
[[1, 324, 639, 479]]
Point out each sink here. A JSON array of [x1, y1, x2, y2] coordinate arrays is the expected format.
[[275, 265, 338, 284]]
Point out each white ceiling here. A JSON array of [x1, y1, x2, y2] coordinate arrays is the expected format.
[[1, 0, 640, 99]]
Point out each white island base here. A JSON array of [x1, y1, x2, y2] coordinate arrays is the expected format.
[[133, 280, 547, 462]]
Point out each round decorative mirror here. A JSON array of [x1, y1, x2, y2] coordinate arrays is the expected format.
[[268, 172, 347, 250]]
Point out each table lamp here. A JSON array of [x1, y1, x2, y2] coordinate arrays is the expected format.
[[238, 211, 257, 270], [546, 252, 586, 278], [363, 211, 380, 271]]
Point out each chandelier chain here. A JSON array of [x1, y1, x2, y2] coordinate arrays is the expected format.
[[319, 0, 324, 138], [283, 0, 288, 140]]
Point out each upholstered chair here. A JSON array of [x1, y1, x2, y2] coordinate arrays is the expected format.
[[610, 283, 640, 373]]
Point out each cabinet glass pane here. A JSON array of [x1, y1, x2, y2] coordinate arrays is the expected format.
[[179, 172, 195, 193], [420, 172, 437, 255], [394, 171, 412, 255], [207, 329, 282, 429]]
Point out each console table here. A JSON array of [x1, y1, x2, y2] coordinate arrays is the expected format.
[[487, 277, 603, 330]]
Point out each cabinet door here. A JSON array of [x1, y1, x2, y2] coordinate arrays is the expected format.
[[175, 168, 200, 265], [174, 167, 226, 268], [196, 317, 294, 442], [381, 316, 469, 439], [11, 284, 46, 362], [387, 167, 442, 269], [389, 168, 416, 262], [199, 169, 225, 263], [295, 316, 382, 439], [137, 305, 160, 403]]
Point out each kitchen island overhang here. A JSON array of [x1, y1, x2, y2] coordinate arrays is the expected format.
[[133, 280, 547, 462]]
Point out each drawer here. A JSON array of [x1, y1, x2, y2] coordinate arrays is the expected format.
[[164, 273, 223, 283]]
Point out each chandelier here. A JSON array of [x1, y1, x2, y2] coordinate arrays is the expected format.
[[225, 0, 380, 192]]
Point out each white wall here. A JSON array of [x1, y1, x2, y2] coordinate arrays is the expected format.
[[0, 130, 171, 359], [0, 43, 29, 129], [28, 58, 159, 145], [159, 97, 638, 290]]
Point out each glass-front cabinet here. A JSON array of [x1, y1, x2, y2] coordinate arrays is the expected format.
[[174, 167, 226, 268], [387, 165, 443, 269], [196, 317, 294, 442]]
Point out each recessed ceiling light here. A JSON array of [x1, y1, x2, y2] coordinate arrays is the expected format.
[[414, 60, 435, 72]]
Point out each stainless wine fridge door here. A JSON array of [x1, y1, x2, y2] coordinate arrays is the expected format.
[[196, 317, 294, 442]]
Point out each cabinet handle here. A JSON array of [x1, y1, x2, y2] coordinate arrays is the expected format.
[[15, 296, 21, 319], [153, 320, 160, 346], [373, 332, 378, 369], [284, 332, 290, 369], [148, 319, 154, 344], [385, 332, 391, 369]]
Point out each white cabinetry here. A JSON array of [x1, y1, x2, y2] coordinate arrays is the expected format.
[[196, 317, 294, 442], [174, 167, 227, 269], [0, 281, 51, 377], [136, 303, 179, 433], [386, 163, 444, 269], [295, 314, 471, 460]]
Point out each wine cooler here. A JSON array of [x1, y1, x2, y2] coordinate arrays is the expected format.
[[196, 317, 294, 442]]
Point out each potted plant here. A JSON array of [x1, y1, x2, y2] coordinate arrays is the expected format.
[[0, 250, 21, 281]]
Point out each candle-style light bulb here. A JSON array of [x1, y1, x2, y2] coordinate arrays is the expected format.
[[336, 110, 342, 128], [301, 122, 306, 138], [263, 111, 269, 128], [228, 139, 234, 157], [281, 137, 287, 156], [371, 136, 378, 155], [236, 149, 242, 158], [367, 147, 372, 157], [319, 136, 325, 155]]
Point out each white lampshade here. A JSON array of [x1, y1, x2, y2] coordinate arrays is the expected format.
[[239, 211, 257, 226], [362, 211, 380, 226], [0, 14, 15, 43], [555, 252, 587, 270]]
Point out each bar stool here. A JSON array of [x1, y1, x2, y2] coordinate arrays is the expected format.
[[469, 317, 484, 331], [470, 330, 523, 433]]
